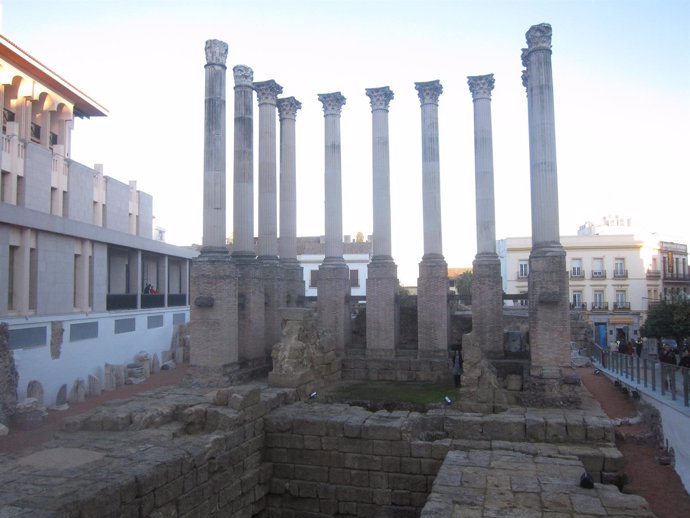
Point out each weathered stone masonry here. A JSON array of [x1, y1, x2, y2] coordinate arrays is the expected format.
[[0, 383, 646, 517]]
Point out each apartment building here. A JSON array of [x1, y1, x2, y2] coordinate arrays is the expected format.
[[0, 35, 196, 406], [497, 217, 688, 348]]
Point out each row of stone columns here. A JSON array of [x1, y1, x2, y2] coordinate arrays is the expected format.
[[193, 24, 570, 387]]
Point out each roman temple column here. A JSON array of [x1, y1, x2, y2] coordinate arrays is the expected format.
[[190, 39, 239, 380], [415, 80, 448, 358], [277, 96, 305, 306], [231, 65, 255, 260], [254, 79, 284, 356], [522, 23, 571, 384], [232, 65, 265, 366], [317, 92, 351, 355], [200, 40, 229, 255], [468, 74, 504, 358], [365, 86, 399, 357]]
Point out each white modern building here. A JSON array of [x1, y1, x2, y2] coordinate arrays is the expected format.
[[297, 235, 372, 298], [0, 35, 196, 406], [498, 216, 688, 348]]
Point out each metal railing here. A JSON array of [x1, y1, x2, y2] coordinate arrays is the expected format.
[[591, 348, 690, 407], [613, 302, 631, 311], [591, 302, 609, 311]]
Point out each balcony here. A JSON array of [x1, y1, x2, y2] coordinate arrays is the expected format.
[[662, 271, 690, 282], [613, 301, 631, 311], [613, 269, 628, 279], [591, 270, 607, 279], [646, 269, 661, 280], [570, 302, 587, 310], [591, 302, 609, 311], [570, 269, 585, 279]]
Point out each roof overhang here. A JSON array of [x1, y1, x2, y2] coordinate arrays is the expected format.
[[0, 34, 108, 118]]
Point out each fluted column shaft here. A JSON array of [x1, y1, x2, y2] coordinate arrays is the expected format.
[[468, 74, 497, 255], [366, 87, 394, 262], [415, 81, 444, 260], [202, 40, 228, 253], [277, 97, 302, 262], [255, 80, 283, 261], [523, 24, 560, 248], [232, 65, 255, 258], [318, 92, 347, 264]]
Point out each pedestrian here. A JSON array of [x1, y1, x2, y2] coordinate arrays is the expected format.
[[679, 350, 690, 369], [635, 339, 643, 357], [659, 343, 677, 390], [451, 349, 463, 388]]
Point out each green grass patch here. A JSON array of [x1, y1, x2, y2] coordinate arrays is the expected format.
[[328, 381, 454, 405]]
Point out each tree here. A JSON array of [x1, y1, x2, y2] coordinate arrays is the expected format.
[[641, 297, 690, 345], [455, 271, 473, 304]]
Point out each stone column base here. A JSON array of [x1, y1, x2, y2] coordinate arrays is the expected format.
[[417, 258, 449, 357], [317, 264, 351, 356], [366, 260, 399, 358], [189, 254, 238, 368], [471, 254, 504, 359], [235, 260, 265, 364]]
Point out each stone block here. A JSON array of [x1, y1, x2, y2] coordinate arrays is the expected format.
[[525, 414, 546, 442], [565, 414, 586, 442], [544, 415, 568, 442], [344, 453, 382, 471], [445, 414, 482, 440], [601, 446, 625, 472], [481, 415, 526, 442], [410, 441, 432, 458]]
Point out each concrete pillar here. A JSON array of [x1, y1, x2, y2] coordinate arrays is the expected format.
[[415, 81, 448, 359], [365, 86, 399, 357], [190, 40, 239, 383], [522, 23, 571, 380], [201, 39, 228, 255], [317, 92, 351, 354], [277, 96, 305, 307], [231, 65, 255, 259], [468, 74, 503, 358]]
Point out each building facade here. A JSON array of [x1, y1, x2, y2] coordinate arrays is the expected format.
[[0, 36, 196, 406], [498, 217, 688, 348], [297, 235, 372, 299]]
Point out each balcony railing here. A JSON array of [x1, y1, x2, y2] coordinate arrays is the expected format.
[[570, 269, 585, 279], [570, 302, 587, 310], [591, 270, 607, 279], [663, 272, 690, 282], [106, 294, 137, 311], [591, 302, 608, 311], [646, 269, 661, 280], [168, 293, 188, 307], [613, 301, 631, 311], [613, 269, 628, 279], [141, 294, 165, 308]]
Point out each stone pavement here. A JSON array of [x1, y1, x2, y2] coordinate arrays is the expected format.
[[421, 449, 654, 517]]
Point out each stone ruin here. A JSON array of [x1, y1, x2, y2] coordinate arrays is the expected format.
[[0, 23, 659, 518]]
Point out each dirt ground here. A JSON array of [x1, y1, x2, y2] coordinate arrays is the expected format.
[[578, 366, 690, 518], [2, 364, 689, 517]]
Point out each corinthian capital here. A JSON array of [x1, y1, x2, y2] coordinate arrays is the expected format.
[[277, 97, 302, 120], [318, 92, 347, 116], [205, 39, 228, 66], [467, 74, 495, 101], [415, 80, 443, 106], [365, 86, 394, 111], [254, 80, 283, 105], [233, 65, 253, 87], [526, 23, 552, 51]]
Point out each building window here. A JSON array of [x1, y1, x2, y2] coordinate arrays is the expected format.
[[593, 290, 605, 310], [350, 269, 359, 288], [518, 260, 529, 278], [572, 291, 583, 309], [518, 291, 528, 306], [309, 270, 318, 288], [614, 258, 627, 278], [571, 258, 583, 278], [592, 258, 605, 278], [8, 245, 17, 310]]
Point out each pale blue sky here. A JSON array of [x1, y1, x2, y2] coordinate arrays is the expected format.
[[2, 0, 689, 284]]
